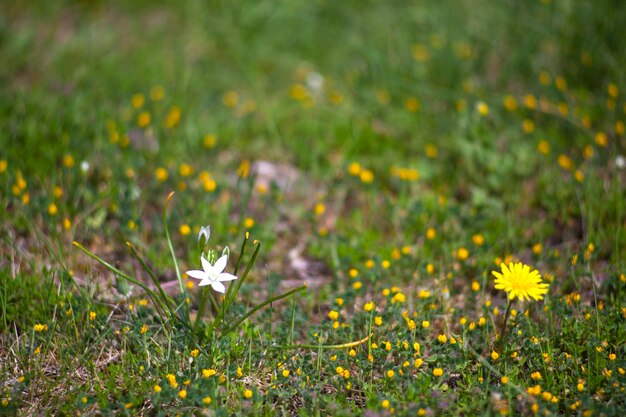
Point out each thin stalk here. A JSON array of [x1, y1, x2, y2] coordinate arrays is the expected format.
[[163, 192, 185, 297], [126, 242, 174, 314], [232, 231, 250, 276], [194, 287, 210, 333], [220, 240, 262, 329], [463, 342, 527, 397], [289, 294, 296, 346], [497, 299, 513, 354], [73, 242, 168, 319], [279, 332, 373, 350], [222, 284, 306, 336]]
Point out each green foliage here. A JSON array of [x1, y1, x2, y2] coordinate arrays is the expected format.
[[1, 0, 626, 415]]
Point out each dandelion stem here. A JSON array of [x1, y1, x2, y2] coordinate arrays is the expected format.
[[498, 298, 513, 353]]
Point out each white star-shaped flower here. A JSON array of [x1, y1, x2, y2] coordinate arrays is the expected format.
[[186, 254, 237, 293]]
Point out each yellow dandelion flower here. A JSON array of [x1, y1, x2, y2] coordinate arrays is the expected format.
[[493, 262, 549, 301], [595, 132, 608, 147], [456, 247, 469, 260], [243, 389, 253, 399], [476, 101, 489, 116], [503, 95, 518, 111], [137, 112, 151, 128], [405, 97, 421, 112], [164, 106, 182, 128], [34, 323, 48, 332], [433, 368, 444, 377]]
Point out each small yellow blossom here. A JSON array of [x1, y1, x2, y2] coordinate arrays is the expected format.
[[155, 167, 169, 182], [503, 95, 517, 111], [137, 112, 151, 128], [456, 247, 469, 260], [131, 93, 145, 109], [433, 368, 444, 377], [348, 162, 361, 176], [34, 323, 48, 332], [476, 101, 489, 116]]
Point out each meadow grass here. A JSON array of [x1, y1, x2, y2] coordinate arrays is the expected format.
[[1, 0, 626, 415]]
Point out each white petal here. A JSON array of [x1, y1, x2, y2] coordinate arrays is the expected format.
[[198, 279, 211, 286], [186, 270, 207, 280], [213, 254, 228, 274], [211, 281, 226, 293], [217, 272, 238, 282], [201, 256, 212, 273]]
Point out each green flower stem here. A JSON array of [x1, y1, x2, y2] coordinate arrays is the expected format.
[[223, 283, 306, 336], [221, 240, 261, 326], [73, 241, 168, 320], [125, 242, 174, 314], [498, 298, 513, 353], [232, 231, 250, 276], [163, 192, 185, 297], [194, 286, 210, 333]]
